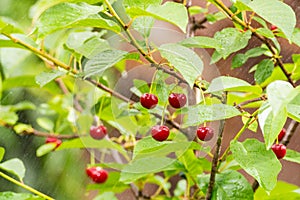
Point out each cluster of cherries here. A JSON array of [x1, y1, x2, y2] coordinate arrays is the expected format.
[[140, 93, 214, 142]]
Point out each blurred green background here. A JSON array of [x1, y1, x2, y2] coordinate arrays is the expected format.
[[0, 1, 89, 199]]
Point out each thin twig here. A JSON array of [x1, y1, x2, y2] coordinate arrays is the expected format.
[[205, 94, 227, 200]]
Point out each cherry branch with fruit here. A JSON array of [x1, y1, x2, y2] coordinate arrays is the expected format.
[[0, 0, 300, 199]]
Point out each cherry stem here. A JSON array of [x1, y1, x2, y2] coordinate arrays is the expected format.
[[90, 149, 95, 166], [219, 110, 259, 162], [149, 69, 158, 94], [161, 104, 168, 126], [0, 172, 54, 200]]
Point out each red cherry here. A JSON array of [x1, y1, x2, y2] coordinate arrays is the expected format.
[[168, 93, 187, 108], [140, 93, 158, 109], [45, 137, 62, 148], [278, 128, 286, 141], [90, 125, 107, 140], [196, 127, 214, 141], [271, 144, 286, 159], [270, 25, 277, 31], [151, 125, 170, 142], [86, 167, 108, 183]]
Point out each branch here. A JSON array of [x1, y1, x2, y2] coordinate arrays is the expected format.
[[205, 94, 226, 200], [103, 0, 189, 85]]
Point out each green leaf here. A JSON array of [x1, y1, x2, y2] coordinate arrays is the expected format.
[[256, 28, 274, 38], [57, 137, 128, 159], [254, 181, 300, 200], [35, 70, 66, 87], [266, 80, 299, 115], [254, 59, 274, 84], [287, 93, 300, 122], [84, 50, 128, 77], [65, 31, 111, 59], [2, 75, 62, 95], [36, 3, 119, 38], [292, 28, 300, 47], [213, 28, 252, 58], [126, 2, 188, 33], [182, 104, 241, 127], [36, 143, 57, 157], [0, 112, 18, 125], [159, 43, 203, 88], [133, 136, 200, 160], [123, 0, 162, 37], [231, 47, 268, 69], [123, 0, 162, 8], [231, 53, 248, 69], [0, 192, 43, 200], [13, 123, 34, 134], [206, 76, 262, 94], [0, 147, 4, 162], [238, 0, 296, 40], [198, 170, 254, 199], [230, 139, 281, 192], [37, 117, 54, 132], [0, 158, 26, 181], [87, 172, 129, 194], [242, 115, 258, 132], [284, 149, 300, 164], [10, 101, 36, 111], [258, 103, 287, 149], [120, 157, 182, 183], [178, 150, 203, 178], [178, 36, 221, 49], [92, 192, 118, 200]]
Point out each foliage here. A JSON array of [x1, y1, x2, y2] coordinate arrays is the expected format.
[[0, 0, 300, 199]]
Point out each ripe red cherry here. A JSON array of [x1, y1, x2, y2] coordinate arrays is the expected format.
[[90, 125, 107, 140], [270, 25, 278, 31], [45, 137, 62, 148], [278, 128, 286, 141], [196, 127, 214, 141], [151, 125, 170, 142], [271, 144, 286, 159], [168, 93, 187, 108], [86, 167, 108, 183], [140, 93, 158, 109]]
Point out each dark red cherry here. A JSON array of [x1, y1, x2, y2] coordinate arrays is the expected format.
[[90, 125, 107, 140], [86, 167, 108, 183], [271, 144, 286, 159], [168, 93, 187, 108], [196, 127, 214, 141], [140, 93, 158, 109], [151, 125, 170, 142]]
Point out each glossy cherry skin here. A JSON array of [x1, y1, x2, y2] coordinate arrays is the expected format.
[[271, 144, 286, 159], [90, 125, 107, 140], [86, 167, 108, 183], [168, 93, 187, 108], [140, 93, 158, 109], [45, 137, 62, 148], [278, 128, 286, 141], [151, 125, 170, 142], [196, 127, 214, 141]]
